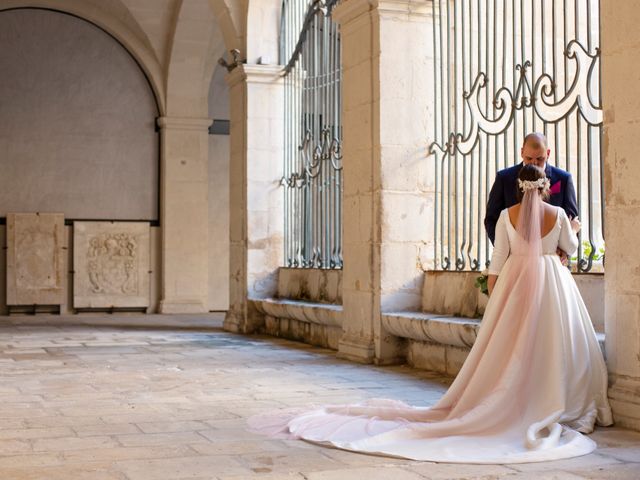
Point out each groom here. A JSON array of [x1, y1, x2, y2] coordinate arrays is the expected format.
[[484, 132, 579, 245]]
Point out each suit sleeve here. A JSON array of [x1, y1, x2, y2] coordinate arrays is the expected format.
[[563, 173, 579, 220], [484, 173, 505, 245]]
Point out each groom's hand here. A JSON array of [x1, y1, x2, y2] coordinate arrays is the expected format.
[[570, 216, 582, 234], [556, 248, 569, 266]]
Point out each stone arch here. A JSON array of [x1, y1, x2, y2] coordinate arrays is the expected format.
[[0, 0, 166, 114], [165, 0, 226, 117], [209, 0, 245, 55]]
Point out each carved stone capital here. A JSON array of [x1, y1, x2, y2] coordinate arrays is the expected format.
[[225, 64, 284, 88]]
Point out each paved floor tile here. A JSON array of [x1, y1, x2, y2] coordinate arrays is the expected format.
[[0, 314, 636, 480]]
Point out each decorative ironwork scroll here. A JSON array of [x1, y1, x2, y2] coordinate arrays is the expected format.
[[280, 0, 343, 268], [431, 0, 603, 273]]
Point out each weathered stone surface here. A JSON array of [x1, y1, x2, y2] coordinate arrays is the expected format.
[[406, 340, 446, 374], [423, 271, 603, 331], [254, 298, 342, 328], [6, 213, 65, 306], [422, 271, 487, 319], [277, 268, 343, 304], [225, 65, 284, 333], [73, 222, 150, 309], [384, 311, 605, 376], [607, 376, 640, 431], [251, 268, 343, 350], [381, 312, 479, 348], [602, 3, 640, 432], [263, 315, 342, 350], [253, 299, 342, 350]]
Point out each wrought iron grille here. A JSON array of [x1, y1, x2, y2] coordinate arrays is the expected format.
[[280, 0, 343, 268], [430, 0, 603, 272]]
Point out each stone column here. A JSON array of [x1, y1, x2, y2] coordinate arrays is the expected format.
[[333, 1, 433, 364], [157, 116, 212, 313], [224, 64, 284, 333], [602, 4, 640, 431]]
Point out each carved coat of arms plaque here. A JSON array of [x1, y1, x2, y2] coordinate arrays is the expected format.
[[73, 222, 150, 308]]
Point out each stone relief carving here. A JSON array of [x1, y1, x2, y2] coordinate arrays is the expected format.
[[86, 233, 139, 295], [6, 213, 65, 306], [74, 222, 149, 308]]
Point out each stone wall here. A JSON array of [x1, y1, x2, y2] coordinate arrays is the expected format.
[[0, 9, 159, 220], [601, 1, 640, 430], [277, 268, 342, 304]]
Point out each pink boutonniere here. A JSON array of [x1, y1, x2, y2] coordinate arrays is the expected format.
[[549, 181, 562, 195]]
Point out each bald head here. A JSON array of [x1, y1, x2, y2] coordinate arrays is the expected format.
[[522, 132, 548, 149], [521, 132, 550, 169]]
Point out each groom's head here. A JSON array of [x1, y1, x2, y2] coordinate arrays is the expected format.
[[521, 132, 550, 169]]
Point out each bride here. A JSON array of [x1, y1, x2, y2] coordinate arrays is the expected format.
[[250, 164, 613, 464]]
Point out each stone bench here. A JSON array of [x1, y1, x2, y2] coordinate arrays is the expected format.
[[249, 268, 605, 376], [382, 310, 605, 376], [250, 298, 343, 350], [250, 268, 343, 350]]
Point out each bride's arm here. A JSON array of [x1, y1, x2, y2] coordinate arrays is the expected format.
[[558, 209, 579, 256], [487, 212, 510, 295]]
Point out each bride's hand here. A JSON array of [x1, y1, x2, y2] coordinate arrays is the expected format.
[[570, 216, 581, 233]]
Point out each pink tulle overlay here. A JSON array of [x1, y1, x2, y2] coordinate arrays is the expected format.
[[248, 197, 612, 463]]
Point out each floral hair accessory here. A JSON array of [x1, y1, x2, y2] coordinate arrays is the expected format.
[[518, 177, 550, 192]]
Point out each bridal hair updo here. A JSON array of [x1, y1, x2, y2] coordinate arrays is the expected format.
[[517, 164, 550, 202]]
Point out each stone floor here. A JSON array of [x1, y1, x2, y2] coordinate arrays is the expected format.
[[0, 314, 638, 480]]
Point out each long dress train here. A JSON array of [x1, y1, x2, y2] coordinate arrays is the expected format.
[[249, 206, 613, 464]]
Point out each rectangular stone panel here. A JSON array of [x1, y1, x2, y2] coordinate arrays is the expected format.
[[6, 213, 65, 305], [73, 222, 150, 309]]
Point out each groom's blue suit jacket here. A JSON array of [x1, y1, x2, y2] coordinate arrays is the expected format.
[[484, 163, 579, 245]]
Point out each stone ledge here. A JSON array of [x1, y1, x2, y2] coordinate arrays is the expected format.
[[250, 298, 343, 328], [382, 312, 479, 349], [383, 311, 606, 357]]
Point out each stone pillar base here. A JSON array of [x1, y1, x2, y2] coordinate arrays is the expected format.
[[609, 377, 640, 431], [223, 300, 265, 334], [159, 298, 207, 314], [223, 311, 244, 333], [338, 334, 375, 364]]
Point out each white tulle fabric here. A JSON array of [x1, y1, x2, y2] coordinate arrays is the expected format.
[[249, 199, 613, 464]]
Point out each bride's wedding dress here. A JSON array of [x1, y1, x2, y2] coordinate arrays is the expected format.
[[250, 203, 613, 464]]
